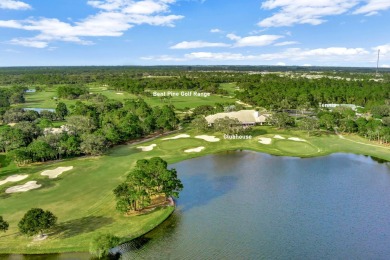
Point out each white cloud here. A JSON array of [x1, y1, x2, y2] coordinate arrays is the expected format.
[[226, 33, 283, 47], [354, 0, 390, 15], [141, 55, 185, 61], [258, 0, 390, 27], [233, 34, 283, 47], [9, 38, 48, 48], [172, 33, 283, 50], [381, 64, 390, 68], [276, 62, 286, 66], [259, 0, 359, 27], [210, 28, 222, 33], [0, 0, 183, 48], [373, 44, 390, 54], [274, 41, 299, 46], [148, 47, 371, 63], [0, 0, 31, 10], [226, 33, 241, 41], [184, 52, 249, 60], [170, 41, 230, 49], [303, 64, 312, 66], [295, 47, 369, 57], [87, 0, 175, 13]]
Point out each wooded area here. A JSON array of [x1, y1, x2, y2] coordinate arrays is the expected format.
[[0, 66, 389, 165]]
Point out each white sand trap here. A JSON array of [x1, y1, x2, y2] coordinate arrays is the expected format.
[[162, 134, 190, 140], [33, 234, 48, 241], [41, 166, 74, 179], [137, 144, 157, 151], [7, 123, 16, 127], [116, 92, 124, 95], [274, 135, 285, 140], [0, 175, 29, 186], [6, 181, 41, 193], [195, 135, 220, 142], [259, 137, 272, 145], [288, 137, 306, 142], [184, 147, 205, 153]]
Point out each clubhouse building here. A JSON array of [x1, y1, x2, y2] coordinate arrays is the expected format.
[[205, 110, 270, 126]]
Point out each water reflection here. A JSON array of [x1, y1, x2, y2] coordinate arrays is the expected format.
[[2, 152, 390, 259], [118, 212, 181, 259]]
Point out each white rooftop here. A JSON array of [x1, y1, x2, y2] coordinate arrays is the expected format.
[[206, 110, 269, 124]]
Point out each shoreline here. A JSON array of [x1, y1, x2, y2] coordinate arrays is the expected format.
[[0, 205, 176, 255], [1, 129, 389, 255]]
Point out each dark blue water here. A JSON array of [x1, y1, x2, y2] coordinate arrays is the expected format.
[[119, 152, 390, 259]]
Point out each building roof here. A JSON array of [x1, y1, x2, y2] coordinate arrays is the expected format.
[[205, 110, 269, 124]]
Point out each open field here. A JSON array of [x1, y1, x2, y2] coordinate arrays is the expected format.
[[0, 126, 389, 254], [143, 89, 235, 109], [15, 85, 238, 111], [219, 82, 239, 95]]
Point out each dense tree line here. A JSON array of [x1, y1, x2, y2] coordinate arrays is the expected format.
[[0, 86, 27, 114], [266, 107, 390, 143], [235, 74, 389, 109], [2, 98, 179, 165]]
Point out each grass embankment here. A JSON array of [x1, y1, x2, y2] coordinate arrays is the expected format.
[[0, 126, 389, 254]]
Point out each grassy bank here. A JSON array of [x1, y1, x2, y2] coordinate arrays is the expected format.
[[0, 126, 389, 254]]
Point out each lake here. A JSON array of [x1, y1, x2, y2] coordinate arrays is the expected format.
[[3, 152, 390, 259], [23, 108, 55, 113]]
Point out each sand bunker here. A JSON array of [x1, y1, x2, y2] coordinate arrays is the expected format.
[[6, 181, 41, 193], [162, 134, 190, 140], [137, 144, 157, 151], [274, 135, 285, 139], [0, 175, 29, 186], [259, 137, 272, 145], [184, 147, 205, 153], [41, 166, 74, 179], [195, 135, 220, 142], [116, 93, 124, 95], [288, 137, 306, 142]]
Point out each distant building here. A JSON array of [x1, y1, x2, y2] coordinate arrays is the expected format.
[[205, 110, 270, 126], [320, 103, 363, 111]]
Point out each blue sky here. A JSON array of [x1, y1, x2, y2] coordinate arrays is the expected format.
[[0, 0, 390, 67]]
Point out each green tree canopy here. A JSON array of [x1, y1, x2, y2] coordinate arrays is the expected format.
[[18, 208, 57, 236], [191, 116, 209, 132], [0, 216, 9, 233], [89, 233, 120, 259], [114, 157, 183, 213], [56, 102, 68, 120]]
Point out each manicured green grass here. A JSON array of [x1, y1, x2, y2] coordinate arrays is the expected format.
[[0, 126, 389, 254], [0, 152, 174, 254], [16, 86, 238, 110], [219, 82, 239, 95], [143, 89, 236, 109], [18, 90, 78, 109]]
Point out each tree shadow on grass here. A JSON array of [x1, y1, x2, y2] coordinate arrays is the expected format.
[[250, 128, 268, 136], [52, 216, 114, 239], [0, 192, 11, 199], [0, 154, 12, 168], [106, 147, 140, 158]]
